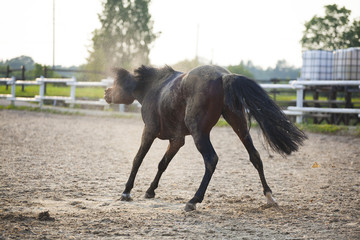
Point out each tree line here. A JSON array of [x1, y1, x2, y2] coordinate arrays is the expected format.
[[1, 2, 358, 81], [83, 1, 358, 78], [0, 56, 80, 80], [0, 55, 300, 81]]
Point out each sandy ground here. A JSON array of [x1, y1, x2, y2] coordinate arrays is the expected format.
[[0, 109, 359, 239]]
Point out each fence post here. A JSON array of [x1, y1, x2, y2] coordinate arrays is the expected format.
[[43, 66, 47, 94], [39, 76, 45, 108], [21, 65, 25, 92], [270, 78, 279, 101], [10, 76, 16, 106], [295, 83, 304, 124], [70, 76, 76, 108], [6, 65, 10, 90], [119, 104, 125, 112]]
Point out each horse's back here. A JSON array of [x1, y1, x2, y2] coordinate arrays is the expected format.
[[182, 65, 229, 88]]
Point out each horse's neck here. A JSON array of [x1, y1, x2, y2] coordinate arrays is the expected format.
[[132, 81, 154, 104], [133, 72, 180, 104]]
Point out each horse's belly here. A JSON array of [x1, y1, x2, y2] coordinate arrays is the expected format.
[[157, 121, 189, 140], [157, 98, 189, 139], [157, 106, 189, 139]]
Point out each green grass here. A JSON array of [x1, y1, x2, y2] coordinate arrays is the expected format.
[[298, 123, 344, 134], [0, 84, 105, 99], [70, 86, 105, 99], [0, 85, 39, 97], [270, 94, 360, 104], [298, 123, 360, 136], [216, 118, 259, 128], [215, 118, 229, 127]]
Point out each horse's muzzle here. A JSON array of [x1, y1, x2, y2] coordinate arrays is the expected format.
[[104, 88, 112, 104]]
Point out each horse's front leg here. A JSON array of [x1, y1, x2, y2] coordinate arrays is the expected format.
[[145, 137, 185, 198], [121, 127, 156, 201]]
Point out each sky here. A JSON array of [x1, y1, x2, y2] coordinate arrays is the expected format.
[[0, 0, 359, 69]]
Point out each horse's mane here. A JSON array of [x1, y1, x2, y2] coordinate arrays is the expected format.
[[134, 65, 175, 84]]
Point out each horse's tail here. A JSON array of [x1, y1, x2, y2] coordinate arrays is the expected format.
[[222, 74, 307, 155]]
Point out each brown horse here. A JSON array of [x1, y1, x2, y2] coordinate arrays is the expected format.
[[104, 65, 306, 211]]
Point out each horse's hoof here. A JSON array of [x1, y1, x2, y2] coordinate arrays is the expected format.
[[145, 191, 155, 199], [184, 202, 196, 212], [265, 192, 277, 205], [120, 193, 132, 201]]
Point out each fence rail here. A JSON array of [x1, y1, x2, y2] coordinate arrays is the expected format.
[[1, 76, 360, 123], [285, 80, 360, 123], [0, 76, 116, 109]]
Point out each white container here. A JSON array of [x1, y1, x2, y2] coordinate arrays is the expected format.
[[333, 47, 360, 80], [300, 50, 333, 80]]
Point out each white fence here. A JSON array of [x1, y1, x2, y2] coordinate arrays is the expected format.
[[260, 80, 360, 123], [0, 76, 130, 111], [1, 76, 360, 123]]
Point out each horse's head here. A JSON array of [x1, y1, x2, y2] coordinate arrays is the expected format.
[[104, 68, 136, 104]]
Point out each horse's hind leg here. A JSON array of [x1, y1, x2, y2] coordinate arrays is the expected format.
[[223, 109, 277, 205], [184, 111, 221, 211], [185, 131, 218, 212], [145, 137, 185, 198]]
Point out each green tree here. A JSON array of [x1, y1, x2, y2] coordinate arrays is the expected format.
[[5, 55, 35, 70], [86, 0, 158, 76], [271, 60, 300, 80], [0, 65, 7, 78], [343, 19, 360, 47], [301, 4, 360, 50], [30, 63, 45, 78], [227, 62, 254, 79], [27, 63, 61, 79]]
